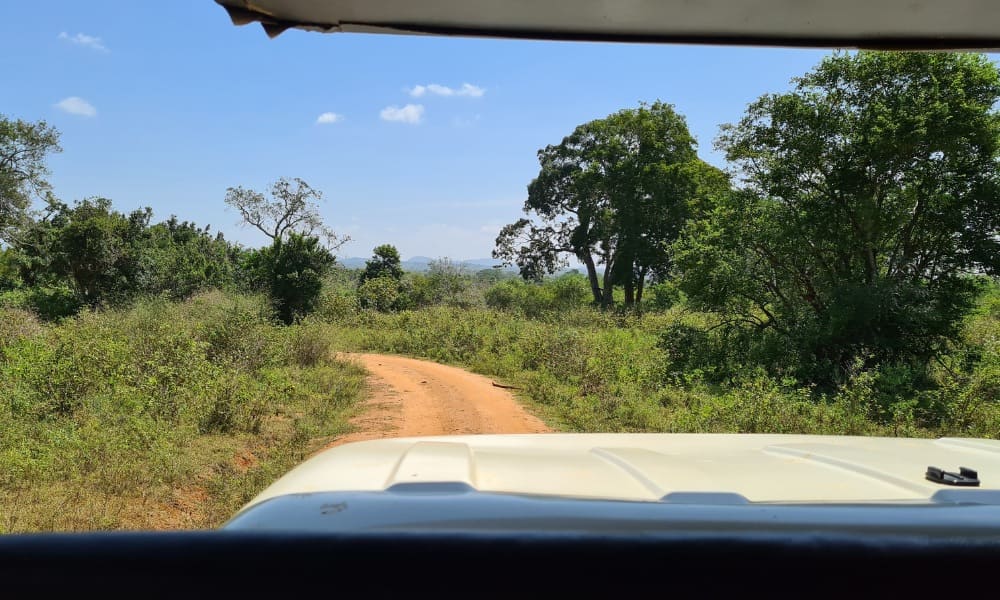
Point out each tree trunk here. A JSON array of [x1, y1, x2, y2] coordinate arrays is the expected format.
[[580, 252, 603, 305], [635, 266, 648, 313], [623, 277, 634, 307], [601, 261, 614, 309]]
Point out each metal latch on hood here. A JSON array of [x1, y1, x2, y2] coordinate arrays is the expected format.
[[926, 466, 980, 487]]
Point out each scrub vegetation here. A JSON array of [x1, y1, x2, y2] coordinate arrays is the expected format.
[[3, 51, 1000, 530]]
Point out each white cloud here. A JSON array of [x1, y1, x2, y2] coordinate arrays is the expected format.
[[380, 104, 424, 124], [457, 83, 485, 97], [408, 83, 485, 98], [58, 31, 108, 52], [54, 96, 97, 117], [315, 112, 343, 124]]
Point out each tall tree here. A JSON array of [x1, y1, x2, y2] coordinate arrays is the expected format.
[[675, 51, 1000, 382], [224, 177, 348, 251], [0, 116, 61, 242], [494, 102, 723, 308], [359, 244, 404, 284]]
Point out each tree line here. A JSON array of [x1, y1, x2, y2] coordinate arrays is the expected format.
[[0, 120, 343, 325]]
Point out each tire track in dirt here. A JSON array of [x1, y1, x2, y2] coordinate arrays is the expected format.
[[326, 353, 550, 449]]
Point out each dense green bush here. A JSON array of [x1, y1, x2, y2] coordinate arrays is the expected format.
[[2, 200, 245, 316], [484, 273, 591, 317], [316, 287, 360, 321], [251, 234, 334, 324], [0, 291, 365, 531], [357, 276, 400, 312], [675, 52, 1000, 386], [485, 279, 552, 317], [646, 281, 682, 311], [0, 307, 43, 351], [0, 284, 80, 320]]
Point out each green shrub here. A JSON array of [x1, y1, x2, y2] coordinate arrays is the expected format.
[[251, 234, 334, 324], [288, 322, 334, 367], [549, 273, 591, 310], [485, 279, 556, 318], [357, 276, 400, 312], [0, 284, 81, 321], [193, 293, 285, 372], [0, 308, 43, 351], [316, 289, 360, 322], [0, 291, 365, 531], [647, 282, 682, 311]]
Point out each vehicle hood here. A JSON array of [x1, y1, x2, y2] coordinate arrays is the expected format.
[[245, 434, 1000, 508]]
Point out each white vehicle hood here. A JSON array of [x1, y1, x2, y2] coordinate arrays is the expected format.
[[245, 434, 1000, 508]]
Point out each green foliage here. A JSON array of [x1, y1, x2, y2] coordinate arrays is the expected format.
[[0, 249, 21, 290], [287, 321, 334, 367], [0, 291, 365, 532], [424, 259, 476, 307], [35, 198, 150, 306], [0, 307, 43, 351], [484, 273, 591, 318], [647, 281, 682, 311], [484, 279, 543, 313], [676, 51, 1000, 385], [495, 101, 727, 308], [316, 287, 361, 322], [6, 199, 244, 312], [550, 272, 591, 307], [357, 276, 401, 312], [0, 284, 81, 321], [254, 234, 334, 324], [192, 291, 284, 372], [139, 217, 239, 299], [359, 244, 403, 284], [0, 115, 61, 242]]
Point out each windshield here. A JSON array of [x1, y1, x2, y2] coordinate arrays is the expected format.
[[2, 2, 999, 532]]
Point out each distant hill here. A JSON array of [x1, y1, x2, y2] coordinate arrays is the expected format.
[[337, 256, 367, 269], [337, 255, 516, 273]]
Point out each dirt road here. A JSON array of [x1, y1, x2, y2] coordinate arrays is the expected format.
[[328, 353, 550, 448]]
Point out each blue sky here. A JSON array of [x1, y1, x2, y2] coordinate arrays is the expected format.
[[0, 1, 839, 260]]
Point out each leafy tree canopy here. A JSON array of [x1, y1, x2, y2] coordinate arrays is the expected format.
[[360, 244, 403, 284], [0, 115, 61, 242], [495, 101, 725, 308], [674, 51, 1000, 383]]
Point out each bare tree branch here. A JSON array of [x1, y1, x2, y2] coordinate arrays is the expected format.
[[223, 177, 350, 251]]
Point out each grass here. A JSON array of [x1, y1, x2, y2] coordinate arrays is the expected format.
[[315, 300, 1000, 439], [4, 283, 999, 531], [0, 291, 366, 532]]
